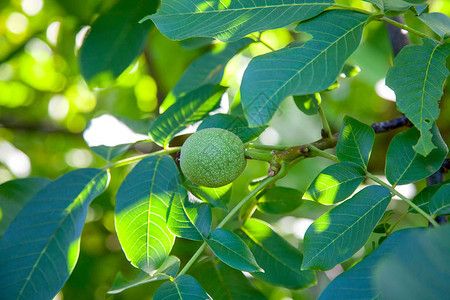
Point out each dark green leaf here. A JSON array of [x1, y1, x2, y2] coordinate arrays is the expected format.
[[167, 186, 212, 241], [108, 256, 180, 294], [148, 0, 334, 42], [183, 180, 232, 210], [180, 37, 215, 50], [149, 85, 226, 148], [241, 10, 369, 126], [293, 93, 321, 116], [191, 260, 266, 300], [336, 115, 375, 168], [411, 184, 443, 214], [256, 186, 304, 214], [0, 177, 51, 235], [385, 126, 448, 186], [79, 0, 157, 81], [429, 183, 450, 215], [304, 162, 366, 205], [0, 169, 109, 300], [153, 275, 211, 300], [115, 155, 179, 274], [319, 228, 420, 300], [206, 228, 261, 272], [386, 39, 450, 156], [374, 225, 450, 300], [419, 12, 450, 38], [198, 113, 267, 143], [302, 186, 392, 270], [236, 218, 316, 289]]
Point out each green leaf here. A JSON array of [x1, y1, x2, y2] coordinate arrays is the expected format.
[[385, 126, 448, 186], [191, 260, 266, 300], [304, 162, 366, 205], [293, 93, 321, 116], [108, 256, 180, 294], [302, 185, 392, 271], [411, 184, 445, 214], [319, 228, 419, 300], [153, 275, 211, 300], [374, 225, 450, 300], [256, 186, 304, 214], [149, 85, 226, 148], [241, 10, 369, 126], [167, 186, 212, 241], [115, 155, 179, 274], [0, 177, 51, 236], [336, 115, 375, 168], [83, 114, 150, 161], [206, 228, 261, 272], [198, 113, 267, 143], [236, 218, 316, 289], [419, 12, 450, 39], [148, 0, 334, 42], [386, 39, 450, 156], [79, 0, 157, 81], [362, 0, 383, 11], [183, 180, 232, 210], [429, 183, 450, 215], [0, 169, 109, 300]]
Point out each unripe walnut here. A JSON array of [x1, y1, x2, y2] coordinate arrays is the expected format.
[[180, 128, 246, 187]]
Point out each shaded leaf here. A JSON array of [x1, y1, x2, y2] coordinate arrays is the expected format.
[[154, 275, 211, 300], [386, 39, 450, 156], [256, 186, 304, 214], [319, 228, 420, 300], [183, 180, 232, 210], [0, 177, 51, 236], [241, 10, 369, 126], [336, 115, 375, 168], [167, 186, 212, 241], [148, 0, 334, 42], [149, 85, 226, 148], [374, 225, 450, 300], [429, 183, 450, 215], [108, 256, 180, 294], [302, 185, 392, 271], [293, 93, 321, 116], [411, 184, 444, 214], [191, 260, 266, 300], [0, 169, 109, 300], [385, 126, 448, 186], [236, 218, 316, 289], [115, 155, 179, 274], [304, 162, 366, 205], [79, 0, 157, 81], [206, 228, 261, 272], [419, 12, 450, 38], [198, 113, 267, 143]]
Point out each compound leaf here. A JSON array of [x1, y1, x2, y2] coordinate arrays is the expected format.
[[236, 218, 316, 289], [302, 186, 391, 271], [0, 169, 109, 300], [386, 39, 450, 156], [148, 0, 334, 42], [241, 10, 369, 126], [115, 155, 179, 274], [304, 162, 366, 205], [149, 85, 226, 148]]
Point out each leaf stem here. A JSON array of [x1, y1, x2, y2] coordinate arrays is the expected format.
[[366, 172, 439, 227], [317, 104, 333, 142], [379, 17, 431, 39], [177, 163, 289, 276], [245, 148, 274, 162], [245, 143, 287, 151], [104, 147, 181, 170], [307, 145, 340, 162]]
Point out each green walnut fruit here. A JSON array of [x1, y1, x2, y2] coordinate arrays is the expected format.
[[180, 128, 246, 188]]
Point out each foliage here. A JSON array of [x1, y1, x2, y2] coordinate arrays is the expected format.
[[0, 0, 449, 299]]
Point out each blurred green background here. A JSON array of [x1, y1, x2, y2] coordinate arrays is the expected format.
[[0, 0, 449, 299]]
